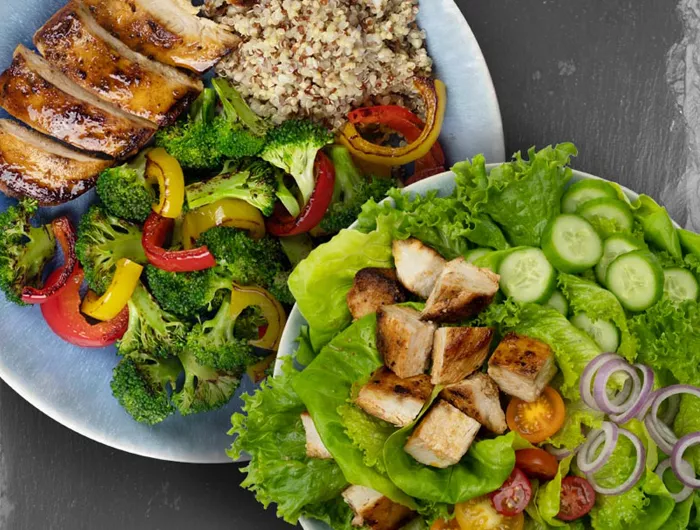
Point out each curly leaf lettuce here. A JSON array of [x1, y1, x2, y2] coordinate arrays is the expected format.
[[631, 195, 682, 259], [337, 403, 395, 474], [453, 143, 577, 247], [547, 399, 603, 450], [673, 394, 700, 473]]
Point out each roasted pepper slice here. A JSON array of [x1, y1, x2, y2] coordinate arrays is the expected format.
[[182, 199, 265, 249], [142, 212, 217, 272], [81, 258, 143, 321], [229, 283, 286, 351], [146, 147, 185, 219]]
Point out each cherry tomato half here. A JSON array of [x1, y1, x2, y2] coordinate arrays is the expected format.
[[557, 476, 596, 521], [455, 496, 524, 530], [489, 468, 532, 517], [506, 386, 566, 443], [515, 448, 559, 481]]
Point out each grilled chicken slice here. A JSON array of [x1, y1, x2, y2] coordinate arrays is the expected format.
[[430, 327, 494, 385], [421, 258, 500, 323], [342, 485, 415, 530], [404, 400, 480, 468], [377, 305, 436, 378], [347, 268, 406, 320], [440, 373, 507, 434], [0, 120, 111, 205], [34, 3, 203, 126], [488, 333, 558, 402], [80, 0, 240, 73], [300, 412, 332, 460], [355, 367, 433, 427], [392, 238, 446, 298], [0, 45, 155, 159]]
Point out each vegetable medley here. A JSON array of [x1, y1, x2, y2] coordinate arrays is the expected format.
[[231, 144, 700, 530]]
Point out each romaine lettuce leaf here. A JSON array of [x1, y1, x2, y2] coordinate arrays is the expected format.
[[453, 143, 577, 247], [673, 394, 700, 473], [536, 454, 574, 527], [679, 229, 700, 258], [630, 195, 682, 259]]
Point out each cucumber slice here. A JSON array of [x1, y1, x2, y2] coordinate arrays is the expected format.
[[542, 214, 603, 273], [595, 235, 643, 285], [570, 313, 620, 352], [545, 290, 569, 316], [465, 248, 491, 264], [577, 198, 634, 238], [663, 268, 699, 302], [499, 248, 556, 303], [606, 250, 664, 311], [562, 179, 618, 214]]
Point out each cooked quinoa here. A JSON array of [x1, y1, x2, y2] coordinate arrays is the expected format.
[[206, 0, 432, 129]]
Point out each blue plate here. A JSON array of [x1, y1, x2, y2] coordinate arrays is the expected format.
[[0, 0, 504, 463]]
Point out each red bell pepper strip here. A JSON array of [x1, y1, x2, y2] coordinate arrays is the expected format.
[[21, 216, 78, 304], [41, 266, 128, 348], [266, 151, 336, 237], [142, 212, 217, 272]]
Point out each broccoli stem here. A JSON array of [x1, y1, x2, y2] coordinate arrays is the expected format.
[[328, 145, 363, 204], [203, 298, 236, 343], [185, 171, 252, 210], [212, 79, 268, 137], [130, 284, 173, 337]]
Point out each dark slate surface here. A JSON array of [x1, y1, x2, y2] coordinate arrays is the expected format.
[[0, 1, 687, 528]]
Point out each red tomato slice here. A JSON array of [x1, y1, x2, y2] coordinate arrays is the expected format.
[[489, 468, 532, 516], [515, 448, 559, 481], [557, 476, 596, 521]]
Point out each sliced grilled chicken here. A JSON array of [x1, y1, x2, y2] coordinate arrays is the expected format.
[[404, 400, 480, 468], [392, 238, 446, 298], [377, 305, 436, 378], [300, 412, 332, 460], [421, 258, 500, 323], [488, 333, 558, 402], [34, 3, 203, 126], [355, 366, 433, 427], [0, 45, 156, 159], [80, 0, 240, 73], [342, 485, 415, 530], [346, 268, 406, 320], [430, 327, 494, 385], [440, 373, 507, 434], [0, 120, 111, 205]]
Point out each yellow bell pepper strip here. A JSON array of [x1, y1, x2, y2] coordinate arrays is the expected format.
[[146, 147, 185, 219], [81, 258, 144, 321], [338, 77, 447, 166], [246, 353, 276, 384], [181, 199, 265, 250], [229, 283, 286, 351]]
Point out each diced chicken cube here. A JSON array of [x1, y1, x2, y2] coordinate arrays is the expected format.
[[342, 485, 416, 530], [440, 373, 507, 434], [347, 268, 406, 320], [377, 306, 436, 378], [355, 367, 433, 427], [404, 400, 480, 468], [430, 327, 494, 384], [421, 258, 500, 323], [487, 333, 558, 402], [300, 412, 332, 460], [392, 238, 446, 298]]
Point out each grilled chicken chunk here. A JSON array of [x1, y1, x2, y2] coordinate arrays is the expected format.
[[80, 0, 240, 73], [300, 412, 332, 460], [355, 367, 433, 427], [347, 268, 406, 320], [404, 400, 480, 468], [0, 45, 155, 159], [377, 305, 436, 378], [0, 120, 111, 204], [430, 327, 494, 385], [440, 373, 507, 434], [421, 258, 500, 323], [392, 238, 446, 298], [34, 3, 203, 126], [488, 333, 557, 402], [342, 485, 415, 530]]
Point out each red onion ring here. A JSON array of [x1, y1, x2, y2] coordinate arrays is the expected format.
[[655, 458, 694, 502], [647, 385, 700, 455], [587, 428, 646, 495], [544, 444, 573, 460], [658, 394, 681, 426], [580, 353, 624, 411], [609, 364, 654, 424], [644, 414, 676, 455], [577, 422, 619, 474], [671, 433, 700, 489], [593, 360, 641, 415], [609, 376, 634, 407]]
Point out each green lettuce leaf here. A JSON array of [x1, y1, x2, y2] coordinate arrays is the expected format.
[[557, 273, 637, 361], [679, 229, 700, 258], [453, 143, 577, 247], [288, 225, 393, 350], [547, 399, 603, 450], [631, 195, 682, 259], [338, 403, 395, 474], [294, 325, 316, 366], [536, 455, 574, 527], [673, 394, 700, 472]]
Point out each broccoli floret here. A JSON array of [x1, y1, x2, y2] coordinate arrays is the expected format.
[[118, 282, 188, 358], [110, 352, 182, 425], [185, 158, 278, 215], [173, 348, 241, 416], [261, 119, 334, 209], [212, 78, 269, 137], [320, 145, 396, 233], [0, 198, 55, 305], [268, 270, 295, 306], [76, 206, 147, 295], [96, 151, 155, 223]]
